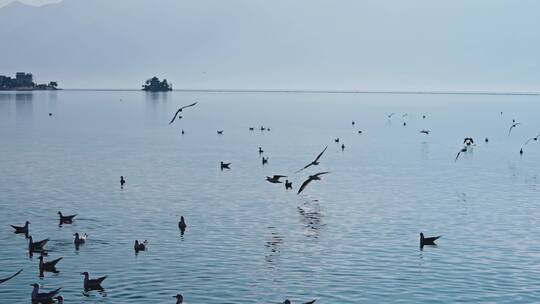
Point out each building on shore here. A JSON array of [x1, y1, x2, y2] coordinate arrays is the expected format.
[[0, 72, 59, 90]]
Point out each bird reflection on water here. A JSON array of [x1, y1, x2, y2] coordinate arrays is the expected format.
[[297, 201, 325, 239], [265, 227, 284, 267]]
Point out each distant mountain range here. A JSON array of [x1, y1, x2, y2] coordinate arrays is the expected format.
[[1, 0, 538, 91]]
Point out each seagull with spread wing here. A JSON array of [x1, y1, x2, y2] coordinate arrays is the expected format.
[[266, 175, 287, 184], [297, 172, 330, 195], [169, 102, 198, 124], [508, 122, 521, 136], [523, 134, 540, 147], [0, 269, 22, 284], [296, 146, 328, 173]]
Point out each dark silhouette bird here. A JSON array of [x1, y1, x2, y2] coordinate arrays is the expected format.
[[403, 122, 407, 126], [181, 129, 185, 135], [420, 232, 441, 248], [260, 126, 266, 131], [266, 175, 287, 184], [11, 220, 30, 235], [508, 122, 521, 136], [523, 134, 540, 146], [463, 138, 474, 146], [455, 147, 467, 162], [168, 102, 197, 124], [28, 236, 49, 253], [262, 157, 268, 165], [520, 148, 524, 155], [352, 121, 355, 125], [297, 172, 330, 195], [178, 216, 187, 234], [49, 113, 53, 116], [120, 176, 126, 187], [74, 233, 87, 245], [296, 146, 328, 173], [81, 272, 107, 291], [55, 296, 64, 303], [217, 130, 224, 135], [173, 294, 184, 303], [39, 256, 62, 274], [358, 130, 363, 134], [249, 127, 254, 131], [334, 138, 339, 143], [134, 240, 148, 252], [386, 113, 395, 119], [283, 300, 316, 304], [258, 147, 264, 154], [341, 143, 345, 151], [285, 180, 293, 190], [30, 283, 61, 303], [422, 115, 426, 119], [420, 129, 430, 135], [57, 211, 76, 224], [220, 161, 231, 170], [0, 269, 22, 284], [485, 137, 489, 143]]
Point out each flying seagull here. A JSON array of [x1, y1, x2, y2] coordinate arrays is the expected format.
[[297, 172, 330, 195], [420, 232, 441, 248], [266, 175, 287, 184], [0, 269, 22, 284], [30, 283, 62, 303], [463, 138, 474, 146], [508, 122, 521, 136], [296, 146, 328, 173], [523, 134, 540, 147], [81, 272, 107, 291], [285, 180, 293, 190], [420, 129, 430, 135], [169, 102, 197, 124]]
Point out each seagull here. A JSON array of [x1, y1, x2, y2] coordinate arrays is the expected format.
[[508, 122, 521, 136], [178, 216, 187, 234], [11, 220, 30, 235], [168, 102, 197, 124], [420, 129, 430, 135], [422, 115, 426, 119], [420, 232, 441, 248], [334, 138, 339, 143], [181, 130, 185, 135], [455, 147, 467, 162], [351, 121, 355, 125], [266, 175, 287, 184], [485, 137, 489, 143], [520, 148, 524, 155], [283, 300, 316, 304], [463, 138, 474, 146], [58, 211, 76, 224], [49, 113, 53, 116], [39, 255, 62, 274], [74, 233, 87, 245], [56, 296, 64, 304], [249, 127, 254, 131], [28, 236, 49, 253], [134, 240, 148, 252], [30, 283, 62, 303], [81, 272, 107, 291], [403, 122, 407, 126], [120, 176, 126, 187], [220, 161, 231, 170], [0, 269, 22, 284], [386, 113, 395, 119], [260, 126, 266, 131], [173, 294, 184, 304], [262, 157, 268, 165], [285, 180, 293, 190], [258, 147, 264, 154], [358, 130, 363, 134], [296, 146, 328, 173], [341, 143, 345, 151], [297, 172, 330, 195], [217, 130, 224, 135], [523, 134, 540, 146]]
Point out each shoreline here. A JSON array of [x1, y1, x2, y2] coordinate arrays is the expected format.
[[1, 88, 537, 96]]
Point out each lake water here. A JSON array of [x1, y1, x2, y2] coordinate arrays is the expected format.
[[1, 90, 540, 303]]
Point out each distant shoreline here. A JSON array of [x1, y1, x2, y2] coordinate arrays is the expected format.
[[1, 88, 538, 96]]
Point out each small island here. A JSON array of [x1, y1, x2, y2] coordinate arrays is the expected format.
[[0, 72, 59, 91], [142, 76, 173, 92]]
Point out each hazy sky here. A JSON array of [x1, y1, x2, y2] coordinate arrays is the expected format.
[[0, 0, 539, 91]]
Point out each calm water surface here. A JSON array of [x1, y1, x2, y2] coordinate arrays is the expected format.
[[1, 91, 540, 303]]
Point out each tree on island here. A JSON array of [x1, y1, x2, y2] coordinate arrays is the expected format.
[[142, 76, 172, 92]]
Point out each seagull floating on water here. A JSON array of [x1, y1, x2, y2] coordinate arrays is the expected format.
[[296, 146, 327, 173], [258, 147, 264, 154], [39, 255, 62, 274], [179, 216, 187, 234], [11, 220, 30, 235], [0, 269, 22, 284], [31, 283, 62, 303], [297, 172, 330, 195], [28, 236, 49, 253], [58, 211, 76, 224], [173, 294, 184, 303], [285, 180, 293, 190], [134, 240, 148, 252], [262, 157, 268, 165], [217, 130, 224, 135], [220, 161, 231, 170], [420, 232, 441, 248], [74, 233, 87, 245], [169, 102, 197, 124], [120, 176, 126, 187], [81, 271, 107, 291]]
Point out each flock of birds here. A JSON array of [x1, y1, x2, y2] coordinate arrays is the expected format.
[[2, 102, 539, 304]]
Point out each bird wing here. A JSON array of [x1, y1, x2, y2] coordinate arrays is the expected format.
[[524, 138, 534, 146], [179, 102, 198, 111], [312, 172, 330, 178], [168, 108, 182, 124], [97, 276, 108, 284], [295, 162, 313, 173], [273, 175, 287, 179], [313, 146, 328, 163], [48, 257, 63, 267], [35, 239, 49, 248], [297, 178, 313, 195], [44, 287, 62, 298], [426, 236, 441, 242], [304, 301, 317, 304], [0, 269, 22, 284], [455, 150, 462, 162]]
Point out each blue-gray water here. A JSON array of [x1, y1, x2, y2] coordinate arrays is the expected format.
[[1, 91, 540, 303]]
